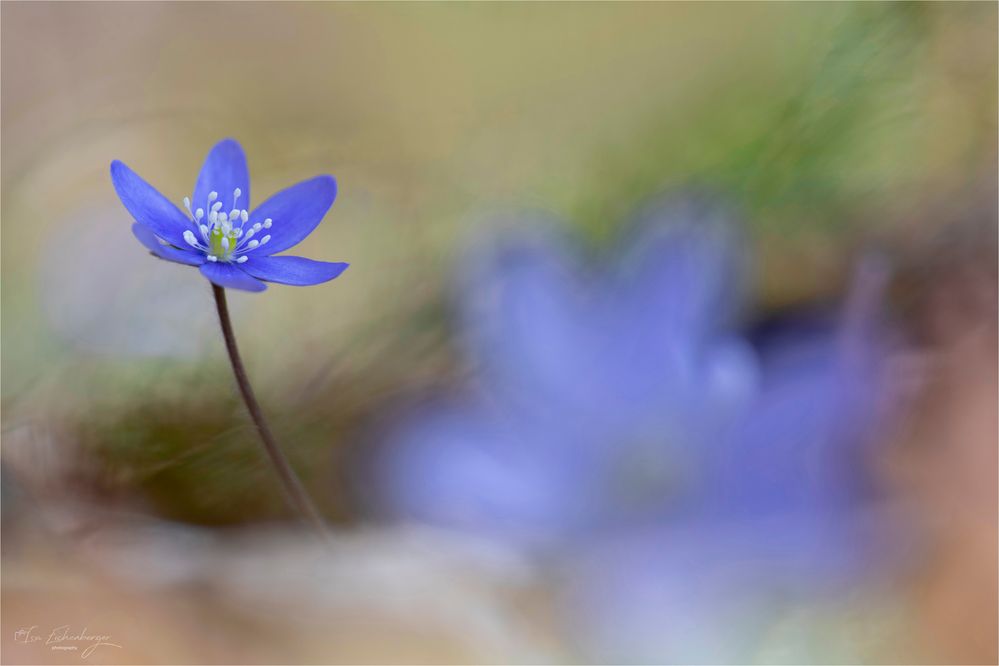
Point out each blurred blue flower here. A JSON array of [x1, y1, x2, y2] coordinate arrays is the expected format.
[[111, 139, 348, 292], [373, 200, 888, 549], [370, 199, 895, 660], [375, 201, 896, 662]]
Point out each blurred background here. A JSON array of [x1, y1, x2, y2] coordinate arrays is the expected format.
[[1, 3, 996, 664]]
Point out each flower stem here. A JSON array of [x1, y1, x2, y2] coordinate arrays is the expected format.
[[211, 284, 330, 540]]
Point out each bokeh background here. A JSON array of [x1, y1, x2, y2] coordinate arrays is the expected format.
[[2, 2, 996, 664]]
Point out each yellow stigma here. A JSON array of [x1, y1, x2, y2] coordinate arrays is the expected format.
[[209, 228, 238, 261]]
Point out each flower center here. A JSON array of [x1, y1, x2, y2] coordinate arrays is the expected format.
[[180, 188, 273, 263], [606, 436, 688, 512]]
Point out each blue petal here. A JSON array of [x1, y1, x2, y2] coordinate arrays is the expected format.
[[619, 198, 744, 343], [249, 175, 337, 255], [458, 231, 612, 427], [193, 138, 250, 212], [131, 224, 205, 266], [715, 331, 873, 518], [457, 222, 742, 435], [199, 262, 267, 292], [373, 405, 593, 548], [241, 255, 348, 286], [110, 160, 193, 248], [563, 517, 877, 664]]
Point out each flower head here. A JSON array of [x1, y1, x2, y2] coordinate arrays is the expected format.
[[367, 200, 897, 661], [111, 139, 348, 292], [369, 200, 891, 551]]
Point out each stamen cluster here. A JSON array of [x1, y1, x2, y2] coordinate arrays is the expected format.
[[181, 188, 273, 263]]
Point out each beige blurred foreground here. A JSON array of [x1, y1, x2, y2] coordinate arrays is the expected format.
[[4, 519, 557, 664]]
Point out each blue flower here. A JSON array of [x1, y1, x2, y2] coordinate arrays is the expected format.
[[367, 199, 896, 662], [111, 139, 348, 292], [369, 200, 890, 551]]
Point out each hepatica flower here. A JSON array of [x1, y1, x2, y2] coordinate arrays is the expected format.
[[369, 198, 895, 661], [111, 138, 347, 292], [110, 138, 348, 535]]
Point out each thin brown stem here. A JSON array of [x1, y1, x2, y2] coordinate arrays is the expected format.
[[211, 284, 330, 540]]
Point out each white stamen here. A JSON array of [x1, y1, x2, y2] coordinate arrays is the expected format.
[[219, 212, 228, 223], [207, 255, 218, 262], [183, 230, 198, 247], [243, 228, 256, 241], [229, 209, 240, 220], [247, 240, 259, 249], [252, 223, 262, 232], [221, 236, 230, 250], [183, 197, 192, 213], [263, 219, 272, 229], [195, 208, 204, 220], [200, 224, 209, 238], [260, 235, 271, 245], [209, 191, 218, 202], [241, 210, 249, 223], [211, 201, 224, 212], [236, 256, 248, 263]]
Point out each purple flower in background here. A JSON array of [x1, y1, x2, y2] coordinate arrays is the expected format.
[[111, 139, 348, 292], [369, 199, 895, 661], [372, 200, 888, 549]]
